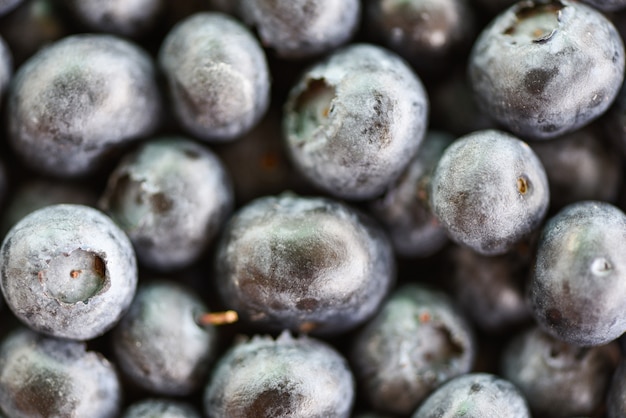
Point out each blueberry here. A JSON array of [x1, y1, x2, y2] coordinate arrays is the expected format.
[[283, 43, 429, 200], [99, 137, 234, 271], [370, 131, 453, 258], [350, 284, 475, 415], [204, 331, 355, 418], [59, 0, 165, 37], [529, 201, 626, 346], [607, 360, 626, 418], [0, 35, 11, 103], [469, 0, 625, 139], [0, 0, 22, 16], [448, 243, 532, 332], [7, 34, 162, 177], [215, 193, 395, 335], [364, 0, 475, 74], [158, 12, 270, 142], [0, 204, 137, 340], [122, 399, 202, 418], [0, 327, 121, 418], [430, 129, 549, 255], [239, 0, 361, 59], [501, 326, 620, 416], [112, 280, 218, 396], [412, 373, 531, 418], [581, 0, 626, 11], [529, 125, 623, 211]]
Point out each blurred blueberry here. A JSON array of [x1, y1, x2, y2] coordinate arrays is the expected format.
[[469, 0, 625, 139], [121, 399, 201, 418], [159, 12, 270, 142], [204, 331, 355, 417], [283, 43, 429, 200], [0, 204, 137, 340]]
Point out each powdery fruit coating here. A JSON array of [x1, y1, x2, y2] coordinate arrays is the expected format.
[[0, 327, 121, 418], [204, 332, 355, 418], [469, 0, 625, 139], [283, 43, 429, 200], [350, 284, 475, 415], [99, 137, 234, 271], [529, 201, 626, 346], [121, 399, 201, 418], [412, 373, 531, 418], [7, 34, 162, 177], [370, 131, 452, 258], [215, 193, 395, 335], [240, 0, 360, 59], [430, 129, 549, 255], [112, 280, 218, 396], [0, 204, 137, 340], [501, 326, 619, 416], [61, 0, 165, 37], [159, 12, 270, 142]]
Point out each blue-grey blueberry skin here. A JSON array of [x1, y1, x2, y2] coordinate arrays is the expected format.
[[122, 399, 202, 418], [370, 131, 452, 258], [204, 331, 355, 418], [365, 0, 475, 73], [350, 284, 475, 415], [61, 0, 165, 37], [501, 326, 620, 417], [99, 137, 234, 272], [0, 204, 137, 340], [430, 129, 550, 255], [0, 0, 22, 16], [0, 36, 11, 103], [239, 0, 360, 59], [412, 373, 531, 418], [469, 0, 625, 140], [529, 201, 626, 346], [0, 327, 121, 418], [7, 34, 162, 177], [159, 12, 270, 142], [608, 360, 626, 418], [1, 178, 98, 236], [112, 280, 218, 396], [449, 244, 531, 332], [530, 125, 623, 211], [583, 0, 626, 11], [283, 44, 429, 200], [216, 193, 395, 335]]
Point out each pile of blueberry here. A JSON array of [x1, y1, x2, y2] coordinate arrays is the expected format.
[[1, 0, 626, 416]]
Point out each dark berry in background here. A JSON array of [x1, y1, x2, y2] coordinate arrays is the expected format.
[[99, 137, 234, 272], [350, 284, 475, 415], [0, 327, 121, 418], [7, 34, 162, 177], [430, 129, 549, 255], [0, 204, 137, 340], [121, 399, 202, 418], [215, 193, 395, 335], [283, 43, 428, 200], [530, 201, 626, 346], [469, 0, 625, 140], [239, 0, 361, 59], [204, 332, 355, 418], [158, 12, 270, 142]]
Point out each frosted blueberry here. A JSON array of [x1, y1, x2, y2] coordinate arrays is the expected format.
[[283, 44, 429, 200], [7, 34, 162, 177], [469, 0, 625, 139], [113, 280, 218, 396], [529, 201, 626, 346], [204, 332, 355, 418], [0, 204, 137, 340], [215, 193, 395, 335], [239, 0, 361, 59], [0, 327, 121, 418], [159, 12, 270, 142], [99, 137, 234, 271], [430, 129, 549, 255]]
